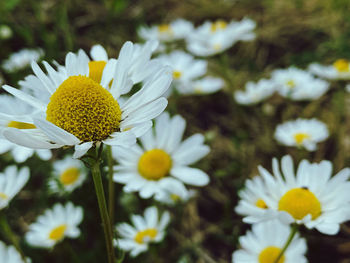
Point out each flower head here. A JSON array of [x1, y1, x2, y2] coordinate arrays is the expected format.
[[2, 48, 44, 73], [0, 241, 31, 263], [309, 59, 350, 80], [234, 79, 276, 105]]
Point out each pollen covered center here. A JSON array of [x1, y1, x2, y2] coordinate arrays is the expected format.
[[60, 167, 80, 186], [158, 24, 172, 33], [46, 76, 121, 142], [256, 199, 268, 209], [7, 121, 36, 129], [0, 192, 8, 200], [49, 224, 67, 241], [138, 149, 172, 180], [259, 246, 284, 263], [211, 20, 227, 32], [89, 61, 107, 84], [134, 228, 158, 244], [278, 187, 321, 220], [294, 132, 310, 145], [333, 59, 350, 72], [173, 70, 182, 79], [286, 80, 295, 88]]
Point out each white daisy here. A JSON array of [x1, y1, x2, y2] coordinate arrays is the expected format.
[[271, 67, 330, 100], [0, 94, 52, 163], [0, 166, 30, 210], [240, 155, 350, 235], [115, 206, 170, 257], [154, 179, 196, 205], [112, 112, 210, 199], [274, 118, 329, 151], [48, 156, 87, 194], [0, 241, 30, 263], [25, 202, 83, 248], [234, 79, 276, 105], [138, 19, 194, 43], [179, 76, 224, 95], [186, 18, 256, 57], [0, 25, 12, 40], [2, 48, 44, 73], [232, 220, 307, 263], [2, 41, 172, 159], [308, 59, 350, 80]]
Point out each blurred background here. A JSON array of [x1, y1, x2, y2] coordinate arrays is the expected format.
[[1, 0, 350, 262]]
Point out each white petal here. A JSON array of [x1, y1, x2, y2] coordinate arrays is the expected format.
[[73, 142, 93, 158], [171, 166, 209, 186]]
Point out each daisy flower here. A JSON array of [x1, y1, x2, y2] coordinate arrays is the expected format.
[[0, 166, 30, 210], [112, 112, 210, 199], [48, 156, 87, 194], [232, 220, 307, 263], [2, 41, 172, 158], [186, 18, 256, 57], [240, 155, 350, 235], [274, 118, 329, 151], [179, 76, 224, 95], [154, 179, 196, 205], [308, 59, 350, 80], [234, 79, 276, 105], [115, 206, 170, 257], [0, 95, 52, 163], [138, 19, 193, 43], [0, 241, 31, 263], [2, 48, 44, 73], [25, 202, 83, 248], [271, 67, 330, 100]]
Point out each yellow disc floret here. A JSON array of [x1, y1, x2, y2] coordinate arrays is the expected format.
[[7, 121, 36, 129], [49, 224, 67, 241], [46, 76, 121, 142], [256, 199, 268, 209], [259, 246, 285, 263], [138, 149, 172, 180], [134, 228, 158, 244], [60, 167, 80, 186], [158, 24, 172, 33], [211, 20, 227, 32], [278, 187, 321, 220], [333, 59, 350, 72], [0, 193, 8, 200], [286, 80, 295, 88], [173, 71, 182, 79], [294, 132, 310, 145], [89, 61, 107, 84]]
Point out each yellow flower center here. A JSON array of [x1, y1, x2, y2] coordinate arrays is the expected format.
[[293, 132, 310, 145], [138, 149, 172, 180], [278, 187, 321, 220], [286, 80, 295, 88], [173, 71, 182, 79], [0, 193, 8, 199], [211, 20, 227, 32], [49, 224, 67, 241], [158, 24, 172, 33], [259, 246, 285, 263], [46, 76, 121, 142], [170, 194, 181, 202], [88, 61, 107, 84], [60, 167, 80, 186], [213, 44, 222, 51], [7, 121, 36, 129], [256, 199, 268, 209], [134, 228, 158, 244], [333, 59, 350, 72]]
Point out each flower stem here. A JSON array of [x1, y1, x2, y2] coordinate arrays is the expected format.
[[90, 148, 116, 263], [0, 213, 26, 260], [274, 224, 298, 263], [107, 145, 115, 225]]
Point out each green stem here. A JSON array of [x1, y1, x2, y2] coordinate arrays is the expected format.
[[0, 214, 26, 260], [90, 150, 116, 263], [274, 224, 298, 263], [107, 145, 115, 225]]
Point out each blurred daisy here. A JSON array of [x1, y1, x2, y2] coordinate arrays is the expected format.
[[234, 79, 276, 105], [0, 166, 29, 210], [48, 156, 86, 194], [2, 48, 44, 73], [308, 59, 350, 80], [115, 206, 170, 257], [138, 19, 193, 43], [0, 25, 12, 39], [274, 118, 329, 151], [271, 67, 329, 100], [186, 18, 256, 57], [112, 112, 210, 199], [180, 76, 224, 95], [232, 220, 307, 263], [2, 41, 171, 158], [0, 241, 30, 263], [243, 155, 350, 235], [154, 179, 196, 205], [25, 202, 83, 248], [0, 95, 52, 162]]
